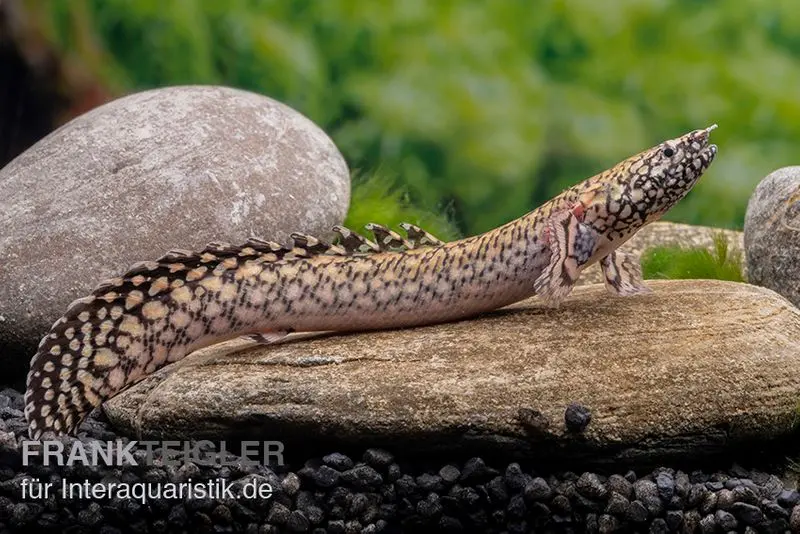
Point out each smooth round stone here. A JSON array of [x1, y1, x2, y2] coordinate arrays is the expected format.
[[744, 166, 800, 307], [0, 85, 350, 384]]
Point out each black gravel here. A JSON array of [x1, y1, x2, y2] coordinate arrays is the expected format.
[[2, 387, 800, 533]]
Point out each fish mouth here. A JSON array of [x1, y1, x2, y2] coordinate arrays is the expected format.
[[696, 124, 718, 163]]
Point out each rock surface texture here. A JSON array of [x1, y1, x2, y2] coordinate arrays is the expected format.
[[0, 85, 350, 385], [744, 165, 800, 308], [105, 280, 800, 466]]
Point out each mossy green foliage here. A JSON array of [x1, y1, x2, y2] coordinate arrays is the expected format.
[[641, 234, 745, 282], [344, 171, 460, 242], [30, 1, 800, 237]]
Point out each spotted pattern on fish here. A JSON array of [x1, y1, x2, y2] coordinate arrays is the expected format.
[[24, 125, 718, 439]]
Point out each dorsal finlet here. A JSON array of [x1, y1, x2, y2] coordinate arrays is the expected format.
[[156, 249, 199, 263], [365, 223, 412, 251], [92, 277, 125, 294], [202, 242, 238, 255], [291, 233, 328, 254], [121, 260, 160, 278], [291, 232, 350, 256], [332, 225, 381, 254], [244, 237, 287, 253], [399, 222, 445, 248]]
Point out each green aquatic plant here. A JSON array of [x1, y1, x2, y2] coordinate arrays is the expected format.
[[344, 170, 461, 243], [641, 233, 745, 282], [30, 0, 800, 236]]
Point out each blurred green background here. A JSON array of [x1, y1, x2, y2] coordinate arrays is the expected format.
[[30, 0, 800, 239]]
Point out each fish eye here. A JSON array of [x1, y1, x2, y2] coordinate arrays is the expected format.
[[662, 147, 675, 157]]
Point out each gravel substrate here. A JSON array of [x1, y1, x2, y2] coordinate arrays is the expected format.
[[1, 387, 800, 533]]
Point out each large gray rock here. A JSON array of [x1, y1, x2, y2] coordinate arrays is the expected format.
[[0, 85, 350, 386], [745, 166, 800, 307], [105, 280, 800, 467]]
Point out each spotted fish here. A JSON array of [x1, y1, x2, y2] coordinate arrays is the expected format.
[[24, 125, 718, 439]]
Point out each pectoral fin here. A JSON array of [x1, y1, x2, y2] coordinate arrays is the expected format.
[[534, 207, 597, 306], [600, 250, 651, 296]]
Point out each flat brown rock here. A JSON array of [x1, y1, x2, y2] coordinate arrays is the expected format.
[[105, 280, 800, 465]]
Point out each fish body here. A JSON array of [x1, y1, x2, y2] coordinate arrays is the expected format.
[[24, 125, 718, 439]]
